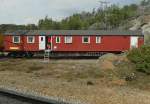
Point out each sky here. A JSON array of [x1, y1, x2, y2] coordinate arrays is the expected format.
[[0, 0, 141, 25]]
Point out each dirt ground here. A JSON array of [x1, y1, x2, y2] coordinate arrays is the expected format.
[[0, 58, 150, 104]]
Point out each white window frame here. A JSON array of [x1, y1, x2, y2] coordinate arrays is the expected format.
[[27, 36, 35, 43], [56, 36, 61, 43], [82, 36, 90, 44], [65, 36, 72, 44], [96, 36, 101, 43], [13, 36, 20, 43]]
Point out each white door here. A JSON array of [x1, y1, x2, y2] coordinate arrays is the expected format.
[[39, 36, 46, 50], [130, 36, 138, 49]]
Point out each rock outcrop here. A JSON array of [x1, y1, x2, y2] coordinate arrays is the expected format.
[[130, 14, 150, 44]]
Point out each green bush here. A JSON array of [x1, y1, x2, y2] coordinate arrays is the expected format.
[[127, 45, 150, 74]]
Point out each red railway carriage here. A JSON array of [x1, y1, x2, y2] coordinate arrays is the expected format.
[[3, 30, 144, 57]]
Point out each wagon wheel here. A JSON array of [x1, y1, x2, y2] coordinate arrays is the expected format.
[[7, 52, 17, 58], [25, 52, 34, 58]]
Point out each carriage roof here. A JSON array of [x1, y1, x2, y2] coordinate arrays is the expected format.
[[4, 30, 143, 36]]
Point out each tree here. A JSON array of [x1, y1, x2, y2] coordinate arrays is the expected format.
[[0, 2, 139, 31], [38, 16, 54, 30], [141, 0, 148, 6], [26, 24, 37, 30], [66, 14, 83, 30]]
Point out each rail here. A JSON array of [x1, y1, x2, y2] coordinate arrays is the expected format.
[[0, 88, 70, 104]]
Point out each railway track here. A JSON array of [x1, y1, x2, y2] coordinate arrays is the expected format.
[[0, 55, 99, 60], [0, 51, 104, 59], [0, 88, 70, 104]]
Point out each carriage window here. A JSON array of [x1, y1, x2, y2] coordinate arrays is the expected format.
[[27, 36, 35, 43], [65, 36, 72, 43], [56, 36, 61, 43], [13, 36, 20, 43], [82, 36, 90, 43], [96, 36, 101, 43], [41, 37, 43, 41]]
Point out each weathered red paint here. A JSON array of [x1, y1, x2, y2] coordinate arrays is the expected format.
[[138, 37, 144, 48], [4, 34, 144, 52], [4, 35, 39, 52], [51, 35, 130, 52], [0, 46, 3, 51]]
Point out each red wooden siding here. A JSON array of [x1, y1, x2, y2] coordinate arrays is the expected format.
[[23, 36, 39, 51], [4, 34, 144, 52], [51, 35, 131, 52], [4, 35, 39, 52], [138, 37, 144, 48]]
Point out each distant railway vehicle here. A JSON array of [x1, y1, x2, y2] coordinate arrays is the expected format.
[[2, 30, 144, 57]]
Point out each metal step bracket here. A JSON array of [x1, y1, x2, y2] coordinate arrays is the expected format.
[[44, 49, 51, 62]]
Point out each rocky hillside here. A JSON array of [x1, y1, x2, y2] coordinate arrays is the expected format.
[[129, 4, 150, 44], [130, 14, 150, 32]]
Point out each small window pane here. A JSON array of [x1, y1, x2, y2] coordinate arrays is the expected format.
[[13, 36, 20, 43], [56, 37, 60, 43], [83, 36, 90, 43], [41, 37, 43, 41], [65, 36, 72, 43], [96, 36, 101, 43], [27, 36, 35, 43]]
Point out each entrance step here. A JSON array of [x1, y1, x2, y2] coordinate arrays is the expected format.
[[44, 49, 51, 62]]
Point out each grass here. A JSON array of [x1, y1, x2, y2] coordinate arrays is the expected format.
[[0, 58, 149, 89], [0, 59, 101, 79], [127, 72, 150, 90], [27, 64, 44, 73], [0, 59, 149, 104], [0, 59, 149, 88]]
